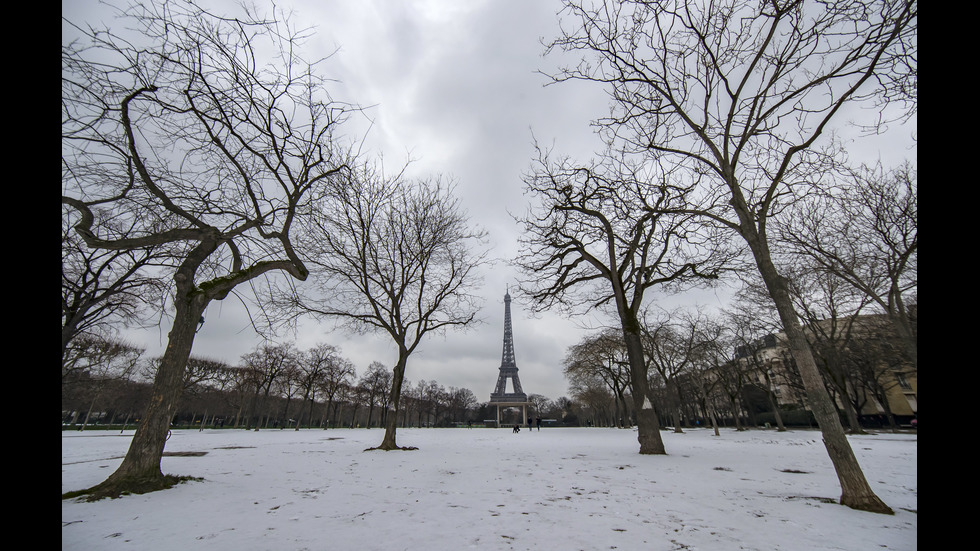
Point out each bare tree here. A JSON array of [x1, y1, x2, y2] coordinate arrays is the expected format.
[[170, 356, 229, 430], [220, 365, 255, 428], [722, 308, 787, 432], [314, 351, 357, 429], [359, 361, 393, 429], [62, 335, 144, 430], [414, 380, 450, 427], [780, 162, 917, 370], [526, 393, 550, 422], [789, 268, 876, 433], [178, 356, 228, 391], [294, 343, 348, 429], [287, 164, 488, 449], [726, 282, 811, 420], [413, 380, 434, 427], [545, 0, 914, 513], [334, 382, 361, 429], [682, 316, 729, 436], [563, 329, 632, 427], [843, 318, 909, 431], [137, 355, 225, 430], [517, 148, 734, 454], [569, 378, 615, 427], [429, 385, 452, 427], [275, 364, 305, 428], [62, 1, 356, 499], [641, 307, 717, 432], [446, 387, 479, 424], [240, 342, 299, 430], [713, 353, 753, 431]]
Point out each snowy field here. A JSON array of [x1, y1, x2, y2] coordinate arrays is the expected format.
[[62, 427, 916, 550]]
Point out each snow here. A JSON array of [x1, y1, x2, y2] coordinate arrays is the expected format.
[[62, 427, 916, 550]]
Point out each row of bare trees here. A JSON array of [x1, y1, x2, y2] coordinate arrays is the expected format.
[[563, 301, 915, 434], [62, 339, 491, 431]]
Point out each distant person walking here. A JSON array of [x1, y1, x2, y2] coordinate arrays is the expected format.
[[536, 417, 541, 431], [513, 423, 520, 433]]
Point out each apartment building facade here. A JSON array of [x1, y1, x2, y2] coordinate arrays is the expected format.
[[733, 315, 917, 426]]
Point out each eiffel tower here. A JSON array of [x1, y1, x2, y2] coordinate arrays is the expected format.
[[490, 289, 529, 426]]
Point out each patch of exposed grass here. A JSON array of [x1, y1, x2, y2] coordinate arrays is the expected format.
[[163, 451, 208, 456], [364, 445, 419, 451], [62, 474, 204, 502]]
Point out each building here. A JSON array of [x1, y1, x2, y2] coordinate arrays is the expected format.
[[733, 314, 917, 426]]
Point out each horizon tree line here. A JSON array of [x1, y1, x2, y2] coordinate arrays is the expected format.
[[62, 338, 577, 432], [65, 292, 913, 436]]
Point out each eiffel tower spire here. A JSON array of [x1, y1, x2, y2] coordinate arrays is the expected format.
[[491, 288, 526, 402]]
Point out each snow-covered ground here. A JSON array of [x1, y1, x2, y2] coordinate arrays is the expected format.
[[62, 426, 916, 550]]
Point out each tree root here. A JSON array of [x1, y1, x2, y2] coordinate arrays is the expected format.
[[62, 474, 202, 502], [363, 445, 419, 452], [841, 494, 895, 515]]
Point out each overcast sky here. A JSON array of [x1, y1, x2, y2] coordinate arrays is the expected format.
[[64, 0, 916, 402]]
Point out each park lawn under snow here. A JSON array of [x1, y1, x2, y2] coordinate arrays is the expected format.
[[62, 426, 916, 551]]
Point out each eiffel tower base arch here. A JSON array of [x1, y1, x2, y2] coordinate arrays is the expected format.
[[492, 401, 531, 428]]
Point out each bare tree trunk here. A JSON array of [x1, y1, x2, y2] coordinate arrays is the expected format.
[[298, 388, 315, 430], [614, 387, 629, 428], [889, 290, 917, 372], [91, 291, 206, 497], [81, 397, 97, 431], [623, 329, 665, 454], [378, 350, 411, 450], [348, 404, 358, 428], [880, 402, 899, 433], [295, 397, 306, 430], [669, 382, 684, 433], [728, 398, 744, 431], [841, 390, 865, 435], [281, 394, 293, 430], [768, 395, 786, 432], [762, 372, 787, 432], [753, 244, 892, 514]]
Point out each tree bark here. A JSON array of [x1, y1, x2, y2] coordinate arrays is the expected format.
[[622, 328, 665, 454], [750, 235, 892, 514], [378, 347, 412, 450], [762, 371, 787, 432], [669, 381, 684, 433], [709, 408, 720, 437], [91, 284, 206, 497]]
